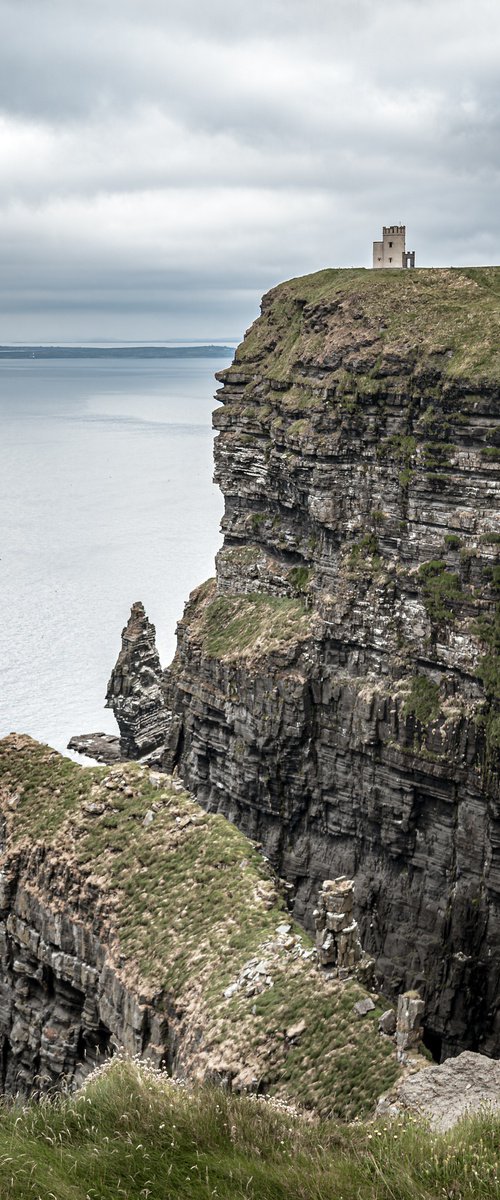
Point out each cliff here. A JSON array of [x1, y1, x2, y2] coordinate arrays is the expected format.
[[109, 266, 500, 1060], [0, 735, 398, 1114]]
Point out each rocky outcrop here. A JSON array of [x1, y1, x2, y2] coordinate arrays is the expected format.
[[68, 732, 122, 764], [314, 878, 363, 973], [106, 602, 168, 758], [113, 267, 500, 1060], [384, 1050, 500, 1130], [396, 991, 425, 1060]]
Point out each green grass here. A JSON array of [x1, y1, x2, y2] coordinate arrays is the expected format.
[[420, 442, 454, 470], [416, 404, 453, 439], [0, 735, 399, 1118], [288, 418, 311, 438], [0, 1057, 499, 1200], [377, 434, 417, 466], [250, 511, 266, 533], [474, 566, 500, 698], [473, 578, 500, 770], [403, 676, 441, 725], [480, 533, 500, 545], [218, 544, 262, 571], [189, 580, 311, 659], [286, 565, 312, 594], [417, 560, 462, 625], [232, 266, 500, 384], [0, 737, 96, 842], [347, 533, 382, 576]]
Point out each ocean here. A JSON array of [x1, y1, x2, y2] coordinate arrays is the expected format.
[[0, 351, 232, 756]]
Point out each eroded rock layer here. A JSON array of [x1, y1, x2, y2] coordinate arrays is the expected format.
[[0, 736, 397, 1112], [146, 268, 500, 1060]]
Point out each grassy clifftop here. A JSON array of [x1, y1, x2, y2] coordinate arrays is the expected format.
[[0, 736, 399, 1118], [233, 266, 500, 383], [0, 1057, 499, 1200]]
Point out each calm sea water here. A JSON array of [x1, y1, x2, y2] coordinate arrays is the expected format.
[[0, 354, 231, 756]]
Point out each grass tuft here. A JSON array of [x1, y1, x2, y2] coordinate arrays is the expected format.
[[417, 560, 462, 625], [403, 676, 441, 725]]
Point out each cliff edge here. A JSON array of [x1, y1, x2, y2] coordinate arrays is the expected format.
[[109, 266, 500, 1059]]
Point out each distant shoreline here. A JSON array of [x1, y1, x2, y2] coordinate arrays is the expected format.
[[0, 345, 234, 359]]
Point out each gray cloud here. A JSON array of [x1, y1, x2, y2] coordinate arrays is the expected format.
[[0, 0, 498, 340]]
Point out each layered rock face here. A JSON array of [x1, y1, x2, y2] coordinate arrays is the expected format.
[[0, 736, 398, 1112], [0, 888, 165, 1095], [110, 267, 500, 1059], [0, 744, 169, 1094]]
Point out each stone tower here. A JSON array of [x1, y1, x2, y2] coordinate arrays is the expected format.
[[373, 225, 415, 269]]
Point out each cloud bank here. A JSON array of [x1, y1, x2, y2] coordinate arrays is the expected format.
[[0, 0, 498, 339]]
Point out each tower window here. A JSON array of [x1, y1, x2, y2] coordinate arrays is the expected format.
[[388, 241, 393, 247]]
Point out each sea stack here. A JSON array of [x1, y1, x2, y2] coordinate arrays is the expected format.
[[106, 601, 168, 758]]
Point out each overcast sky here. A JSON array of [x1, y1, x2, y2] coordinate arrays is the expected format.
[[1, 0, 499, 341]]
